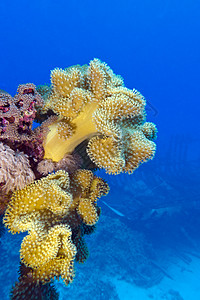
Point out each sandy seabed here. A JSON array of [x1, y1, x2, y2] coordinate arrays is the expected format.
[[113, 256, 200, 300]]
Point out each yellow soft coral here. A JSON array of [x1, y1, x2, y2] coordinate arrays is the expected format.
[[3, 170, 72, 234], [21, 222, 77, 285], [69, 169, 109, 226], [42, 58, 157, 174], [3, 171, 76, 284], [78, 198, 98, 225], [3, 169, 109, 284], [2, 59, 157, 290]]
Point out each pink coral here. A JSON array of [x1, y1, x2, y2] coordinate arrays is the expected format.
[[0, 142, 35, 194]]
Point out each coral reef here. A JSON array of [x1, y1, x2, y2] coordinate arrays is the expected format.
[[4, 171, 75, 284], [3, 169, 109, 285], [0, 84, 49, 175], [0, 83, 43, 140], [41, 58, 157, 174], [0, 59, 157, 295], [0, 143, 35, 193], [57, 215, 162, 299]]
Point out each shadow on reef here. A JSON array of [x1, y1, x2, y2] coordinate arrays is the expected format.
[[10, 263, 59, 300], [0, 215, 5, 241]]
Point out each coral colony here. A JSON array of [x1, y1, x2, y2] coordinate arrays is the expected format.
[[0, 59, 157, 298]]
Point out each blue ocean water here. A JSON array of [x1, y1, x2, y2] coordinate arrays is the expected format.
[[0, 0, 200, 299]]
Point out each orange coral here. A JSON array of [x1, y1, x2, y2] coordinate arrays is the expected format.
[[41, 58, 157, 174]]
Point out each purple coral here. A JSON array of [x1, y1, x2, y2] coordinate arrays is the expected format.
[[14, 83, 44, 134], [0, 92, 20, 134], [0, 84, 43, 141]]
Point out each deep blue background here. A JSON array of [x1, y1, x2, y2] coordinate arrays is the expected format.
[[0, 1, 200, 299], [0, 0, 200, 161]]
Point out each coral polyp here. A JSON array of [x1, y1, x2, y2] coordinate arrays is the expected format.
[[0, 59, 157, 294], [41, 59, 157, 174]]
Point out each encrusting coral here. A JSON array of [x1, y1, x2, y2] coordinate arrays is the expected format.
[[1, 59, 157, 293], [0, 83, 43, 140], [0, 84, 51, 175]]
